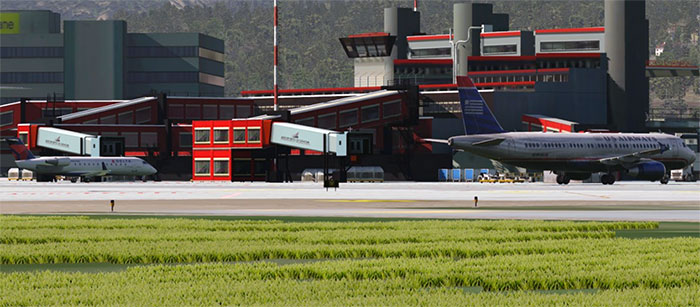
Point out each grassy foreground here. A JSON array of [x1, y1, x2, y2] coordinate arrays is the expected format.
[[1, 216, 699, 306]]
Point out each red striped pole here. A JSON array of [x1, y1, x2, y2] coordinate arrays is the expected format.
[[273, 0, 279, 111], [413, 0, 417, 12]]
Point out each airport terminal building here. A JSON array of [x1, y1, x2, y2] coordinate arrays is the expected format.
[[1, 2, 698, 181], [0, 10, 224, 104]]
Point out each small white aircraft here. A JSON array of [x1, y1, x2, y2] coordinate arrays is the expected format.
[[5, 137, 157, 182]]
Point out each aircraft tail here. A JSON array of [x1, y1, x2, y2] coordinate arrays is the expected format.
[[457, 76, 505, 135], [4, 137, 36, 160]]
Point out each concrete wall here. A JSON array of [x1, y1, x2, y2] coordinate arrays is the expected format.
[[491, 68, 608, 132], [605, 0, 649, 132], [64, 20, 126, 100]]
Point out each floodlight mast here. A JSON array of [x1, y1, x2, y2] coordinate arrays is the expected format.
[[450, 25, 484, 84]]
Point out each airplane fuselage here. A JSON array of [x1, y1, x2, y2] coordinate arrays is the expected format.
[[449, 132, 695, 174], [14, 156, 157, 177]]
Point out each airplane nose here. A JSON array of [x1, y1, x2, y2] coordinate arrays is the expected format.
[[149, 166, 158, 175], [688, 149, 697, 164]]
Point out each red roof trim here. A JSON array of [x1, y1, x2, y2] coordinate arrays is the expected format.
[[347, 32, 390, 38], [241, 86, 382, 96], [394, 59, 452, 65], [476, 81, 535, 87], [406, 34, 453, 41], [535, 27, 604, 34], [467, 56, 537, 61], [480, 31, 521, 38]]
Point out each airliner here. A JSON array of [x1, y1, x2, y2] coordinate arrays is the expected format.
[[4, 137, 157, 182], [427, 76, 696, 185]]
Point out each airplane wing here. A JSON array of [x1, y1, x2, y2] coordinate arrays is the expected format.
[[599, 147, 665, 166], [75, 162, 111, 178]]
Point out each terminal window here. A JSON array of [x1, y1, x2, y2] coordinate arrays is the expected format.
[[382, 101, 402, 118], [540, 40, 600, 52], [410, 48, 451, 58], [127, 46, 197, 58], [213, 159, 229, 176], [361, 105, 380, 123], [219, 105, 234, 119], [135, 107, 151, 124], [233, 159, 251, 176], [0, 47, 63, 58], [213, 129, 229, 143], [0, 111, 13, 127], [0, 72, 63, 84], [318, 114, 337, 129], [179, 132, 192, 148], [339, 109, 358, 127], [483, 45, 517, 55], [233, 128, 246, 143], [194, 128, 210, 144], [194, 159, 210, 176], [247, 128, 261, 143]]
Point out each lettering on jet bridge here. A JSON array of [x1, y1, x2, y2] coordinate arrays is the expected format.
[[280, 133, 311, 146]]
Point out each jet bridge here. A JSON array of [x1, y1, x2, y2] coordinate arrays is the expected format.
[[18, 125, 125, 157], [270, 122, 347, 156], [36, 127, 101, 156]]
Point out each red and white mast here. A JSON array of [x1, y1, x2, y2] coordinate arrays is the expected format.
[[413, 0, 417, 12], [273, 0, 279, 111]]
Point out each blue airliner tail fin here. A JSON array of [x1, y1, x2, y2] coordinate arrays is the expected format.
[[457, 76, 505, 135]]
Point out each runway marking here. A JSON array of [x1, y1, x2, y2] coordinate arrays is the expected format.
[[564, 191, 610, 199], [220, 192, 242, 199], [318, 200, 417, 203]]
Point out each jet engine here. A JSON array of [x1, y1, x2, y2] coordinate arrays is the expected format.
[[45, 157, 70, 167], [626, 161, 666, 181]]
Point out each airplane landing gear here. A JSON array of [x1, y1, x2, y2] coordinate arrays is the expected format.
[[660, 174, 669, 185], [601, 174, 615, 185], [556, 173, 570, 185]]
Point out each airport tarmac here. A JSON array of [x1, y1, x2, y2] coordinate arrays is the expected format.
[[1, 180, 698, 222]]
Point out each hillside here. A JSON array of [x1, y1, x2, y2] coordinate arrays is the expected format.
[[3, 0, 697, 108]]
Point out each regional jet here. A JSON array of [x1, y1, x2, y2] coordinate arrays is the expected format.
[[427, 76, 696, 185], [4, 137, 157, 182]]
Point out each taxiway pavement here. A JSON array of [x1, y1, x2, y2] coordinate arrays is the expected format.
[[1, 180, 698, 222]]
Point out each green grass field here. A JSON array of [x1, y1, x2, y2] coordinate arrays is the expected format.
[[1, 216, 698, 305]]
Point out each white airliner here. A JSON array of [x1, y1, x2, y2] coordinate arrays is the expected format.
[[5, 137, 157, 182], [427, 76, 696, 185]]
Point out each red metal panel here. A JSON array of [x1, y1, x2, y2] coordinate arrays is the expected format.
[[535, 27, 604, 34], [406, 34, 452, 41], [348, 32, 390, 38], [480, 31, 521, 38]]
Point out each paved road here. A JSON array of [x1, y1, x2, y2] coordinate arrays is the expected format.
[[1, 180, 698, 221]]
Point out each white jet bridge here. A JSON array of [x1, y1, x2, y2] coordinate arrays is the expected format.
[[35, 127, 101, 156]]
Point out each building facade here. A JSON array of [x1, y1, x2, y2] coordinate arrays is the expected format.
[[0, 10, 224, 104]]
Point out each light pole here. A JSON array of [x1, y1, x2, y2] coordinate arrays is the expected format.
[[450, 25, 484, 83]]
